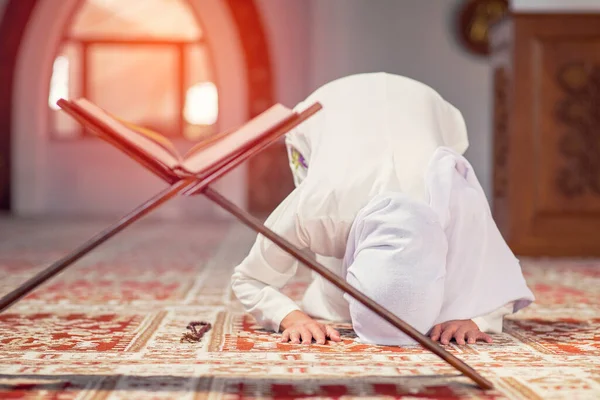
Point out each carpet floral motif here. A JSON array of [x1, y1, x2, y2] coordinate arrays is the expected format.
[[0, 220, 598, 399]]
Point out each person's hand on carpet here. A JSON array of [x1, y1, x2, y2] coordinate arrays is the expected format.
[[279, 310, 341, 345], [429, 319, 493, 345]]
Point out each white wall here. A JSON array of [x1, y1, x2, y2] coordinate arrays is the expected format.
[[256, 0, 311, 108], [307, 0, 493, 197], [512, 0, 600, 12]]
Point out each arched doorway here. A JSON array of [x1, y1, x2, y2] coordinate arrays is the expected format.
[[42, 0, 221, 218], [1, 0, 277, 217]]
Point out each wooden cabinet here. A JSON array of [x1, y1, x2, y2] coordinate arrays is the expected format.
[[489, 13, 600, 256]]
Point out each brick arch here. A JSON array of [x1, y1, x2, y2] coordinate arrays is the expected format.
[[0, 0, 277, 212]]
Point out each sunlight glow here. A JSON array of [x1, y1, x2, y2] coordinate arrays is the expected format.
[[184, 82, 218, 125], [48, 56, 70, 110]]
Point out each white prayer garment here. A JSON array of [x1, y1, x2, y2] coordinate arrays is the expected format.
[[342, 147, 534, 345], [231, 72, 534, 344]]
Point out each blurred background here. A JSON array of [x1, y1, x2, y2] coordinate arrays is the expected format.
[[1, 0, 599, 256]]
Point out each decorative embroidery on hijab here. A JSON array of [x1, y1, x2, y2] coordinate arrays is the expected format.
[[291, 146, 308, 171]]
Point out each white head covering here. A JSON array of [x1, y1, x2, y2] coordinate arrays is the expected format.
[[284, 72, 469, 258], [283, 73, 533, 337], [286, 72, 468, 191]]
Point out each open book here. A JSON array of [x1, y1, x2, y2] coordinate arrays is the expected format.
[[59, 98, 299, 176]]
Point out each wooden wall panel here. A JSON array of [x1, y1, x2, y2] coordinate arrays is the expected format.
[[536, 40, 600, 214], [490, 14, 600, 256], [490, 17, 514, 240]]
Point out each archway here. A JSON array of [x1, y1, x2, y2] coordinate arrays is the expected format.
[[0, 0, 276, 216]]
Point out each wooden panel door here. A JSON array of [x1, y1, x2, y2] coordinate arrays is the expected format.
[[490, 14, 600, 256]]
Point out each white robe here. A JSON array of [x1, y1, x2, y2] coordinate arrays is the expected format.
[[341, 147, 534, 344], [231, 73, 534, 340]]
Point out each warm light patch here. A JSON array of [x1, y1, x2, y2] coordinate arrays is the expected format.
[[184, 82, 218, 126], [71, 0, 202, 40], [48, 56, 70, 110]]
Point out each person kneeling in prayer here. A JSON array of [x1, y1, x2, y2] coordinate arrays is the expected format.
[[231, 73, 534, 346]]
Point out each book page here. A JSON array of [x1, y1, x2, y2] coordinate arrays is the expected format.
[[182, 126, 235, 160], [116, 117, 180, 160], [181, 104, 294, 174], [74, 99, 181, 169]]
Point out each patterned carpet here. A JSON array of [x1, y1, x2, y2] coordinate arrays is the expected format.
[[0, 217, 598, 399]]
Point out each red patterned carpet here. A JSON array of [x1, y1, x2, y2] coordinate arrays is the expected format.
[[0, 218, 598, 399]]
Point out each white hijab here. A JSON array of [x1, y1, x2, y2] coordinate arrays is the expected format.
[[286, 73, 533, 322], [285, 72, 469, 259]]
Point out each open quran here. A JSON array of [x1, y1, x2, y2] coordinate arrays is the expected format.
[[57, 98, 303, 177]]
